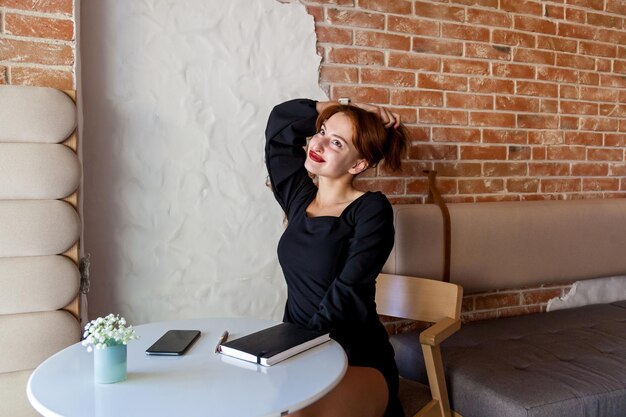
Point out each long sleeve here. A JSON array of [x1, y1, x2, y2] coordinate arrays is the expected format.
[[264, 99, 318, 215], [307, 193, 395, 334]]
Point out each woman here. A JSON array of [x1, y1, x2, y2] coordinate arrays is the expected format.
[[265, 98, 408, 417]]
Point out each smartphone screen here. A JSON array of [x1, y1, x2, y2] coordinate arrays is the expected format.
[[145, 330, 201, 356]]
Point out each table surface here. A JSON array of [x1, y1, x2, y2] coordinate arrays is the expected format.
[[27, 317, 347, 417]]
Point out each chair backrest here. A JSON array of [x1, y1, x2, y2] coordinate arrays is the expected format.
[[376, 273, 462, 323]]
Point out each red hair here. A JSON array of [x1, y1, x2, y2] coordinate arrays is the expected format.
[[316, 104, 408, 172]]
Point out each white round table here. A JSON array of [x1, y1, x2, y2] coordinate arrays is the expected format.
[[27, 318, 347, 417]]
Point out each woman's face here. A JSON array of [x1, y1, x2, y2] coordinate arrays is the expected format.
[[305, 112, 367, 179]]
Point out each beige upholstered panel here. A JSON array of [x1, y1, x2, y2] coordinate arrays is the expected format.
[[383, 204, 445, 280], [0, 370, 39, 417], [0, 200, 80, 257], [0, 311, 80, 374], [384, 199, 626, 293], [0, 256, 80, 315], [0, 85, 76, 143], [0, 144, 81, 199]]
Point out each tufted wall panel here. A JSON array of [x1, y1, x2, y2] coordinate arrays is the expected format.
[[0, 85, 81, 417]]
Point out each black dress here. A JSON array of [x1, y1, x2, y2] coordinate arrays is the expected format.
[[265, 99, 403, 417]]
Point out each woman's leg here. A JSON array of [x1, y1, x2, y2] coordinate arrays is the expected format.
[[288, 366, 389, 417]]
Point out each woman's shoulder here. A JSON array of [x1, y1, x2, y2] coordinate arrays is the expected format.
[[347, 191, 392, 221]]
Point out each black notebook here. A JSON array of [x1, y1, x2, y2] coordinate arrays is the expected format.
[[219, 322, 331, 366]]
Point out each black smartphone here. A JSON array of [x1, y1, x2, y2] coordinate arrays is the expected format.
[[145, 330, 201, 356]]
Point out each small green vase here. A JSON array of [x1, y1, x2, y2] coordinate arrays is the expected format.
[[94, 344, 127, 384]]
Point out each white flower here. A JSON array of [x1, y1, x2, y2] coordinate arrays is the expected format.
[[81, 314, 138, 351]]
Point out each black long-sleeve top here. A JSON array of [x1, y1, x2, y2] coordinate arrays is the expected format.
[[264, 98, 397, 365]]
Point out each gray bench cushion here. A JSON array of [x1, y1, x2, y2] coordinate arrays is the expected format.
[[391, 302, 626, 417]]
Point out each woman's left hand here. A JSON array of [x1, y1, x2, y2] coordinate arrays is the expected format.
[[353, 103, 401, 129]]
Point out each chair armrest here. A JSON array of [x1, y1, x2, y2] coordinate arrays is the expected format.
[[419, 317, 461, 346]]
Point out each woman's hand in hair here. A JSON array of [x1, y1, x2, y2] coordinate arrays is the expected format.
[[353, 103, 401, 129]]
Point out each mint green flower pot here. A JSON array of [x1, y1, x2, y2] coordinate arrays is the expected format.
[[94, 344, 127, 384]]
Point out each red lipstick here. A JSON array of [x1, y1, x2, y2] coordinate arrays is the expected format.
[[309, 150, 325, 163]]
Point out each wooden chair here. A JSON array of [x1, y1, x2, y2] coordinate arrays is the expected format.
[[376, 273, 463, 417]]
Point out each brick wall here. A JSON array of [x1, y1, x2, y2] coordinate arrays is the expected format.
[[0, 0, 75, 88], [304, 0, 626, 323]]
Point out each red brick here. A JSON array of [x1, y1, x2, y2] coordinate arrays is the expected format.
[[460, 145, 507, 160], [587, 148, 624, 161], [431, 127, 480, 143], [493, 30, 537, 49], [609, 162, 626, 176], [326, 9, 385, 29], [315, 25, 352, 45], [388, 52, 439, 71], [306, 0, 354, 4], [358, 0, 411, 14], [547, 146, 586, 160], [583, 178, 620, 191], [5, 14, 74, 41], [560, 85, 578, 99], [403, 125, 429, 141], [560, 116, 580, 130], [532, 146, 547, 160], [0, 0, 72, 14], [597, 58, 611, 72], [605, 134, 626, 146], [572, 163, 609, 176], [469, 78, 514, 94], [361, 68, 415, 87], [564, 131, 603, 146], [418, 73, 467, 91], [513, 48, 555, 65], [579, 41, 617, 58], [580, 117, 619, 132], [354, 178, 405, 195], [598, 28, 626, 46], [545, 5, 564, 20], [328, 47, 384, 66], [614, 60, 626, 75], [529, 163, 570, 176], [419, 108, 468, 125], [447, 93, 493, 110], [587, 13, 623, 30], [565, 8, 586, 24], [558, 22, 598, 40], [484, 162, 527, 177], [541, 99, 558, 113], [413, 1, 465, 22], [483, 130, 528, 144], [568, 0, 605, 11], [509, 146, 531, 162], [517, 81, 558, 98], [581, 86, 619, 103], [0, 66, 7, 84], [387, 16, 439, 36], [500, 0, 542, 15], [514, 15, 557, 35], [559, 100, 598, 115], [413, 37, 463, 56], [495, 96, 539, 112], [305, 5, 324, 23], [536, 36, 577, 53], [454, 0, 498, 8], [607, 1, 626, 15], [470, 112, 516, 128], [459, 178, 505, 194], [443, 23, 490, 42], [578, 71, 600, 86], [537, 67, 578, 83], [466, 43, 511, 61], [507, 178, 540, 193], [433, 161, 482, 177], [528, 131, 564, 145], [466, 8, 511, 28], [556, 53, 595, 70], [600, 75, 626, 89], [331, 86, 388, 103], [9, 66, 73, 89], [517, 114, 559, 129], [390, 89, 443, 106], [0, 38, 73, 65], [409, 144, 459, 160], [355, 30, 410, 50], [541, 178, 582, 193], [442, 58, 489, 75], [492, 63, 535, 79], [320, 65, 358, 83]]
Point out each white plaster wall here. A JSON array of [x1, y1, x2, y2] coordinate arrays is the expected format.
[[547, 275, 626, 311], [80, 0, 326, 324]]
